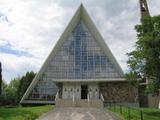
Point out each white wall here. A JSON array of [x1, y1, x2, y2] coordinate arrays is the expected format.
[[62, 82, 99, 100], [62, 83, 81, 99], [88, 83, 99, 99]]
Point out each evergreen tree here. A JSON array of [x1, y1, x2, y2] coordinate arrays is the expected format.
[[0, 62, 2, 95], [17, 71, 36, 101]]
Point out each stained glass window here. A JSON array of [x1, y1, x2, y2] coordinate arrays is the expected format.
[[45, 20, 122, 79]]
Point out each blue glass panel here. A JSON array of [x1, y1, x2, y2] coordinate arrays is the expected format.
[[94, 55, 100, 65], [49, 20, 121, 79]]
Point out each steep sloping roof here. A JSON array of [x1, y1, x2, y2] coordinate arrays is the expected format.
[[20, 4, 124, 103]]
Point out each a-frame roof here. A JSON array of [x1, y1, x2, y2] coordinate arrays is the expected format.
[[20, 4, 124, 103]]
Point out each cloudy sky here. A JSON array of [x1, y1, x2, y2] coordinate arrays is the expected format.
[[0, 0, 160, 83]]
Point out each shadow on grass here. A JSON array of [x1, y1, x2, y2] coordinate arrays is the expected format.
[[0, 108, 38, 120], [145, 112, 160, 116]]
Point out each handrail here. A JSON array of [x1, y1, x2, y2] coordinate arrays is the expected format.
[[100, 93, 104, 102], [87, 93, 89, 102], [73, 92, 75, 104], [55, 92, 59, 101]]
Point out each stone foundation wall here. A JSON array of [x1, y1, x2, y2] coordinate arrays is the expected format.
[[100, 82, 138, 103]]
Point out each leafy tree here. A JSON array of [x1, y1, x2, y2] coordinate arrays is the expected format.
[[127, 16, 160, 94], [5, 77, 21, 104], [17, 71, 36, 101], [0, 71, 36, 106], [0, 77, 20, 105]]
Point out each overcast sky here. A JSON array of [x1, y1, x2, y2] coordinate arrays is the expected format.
[[0, 0, 160, 83]]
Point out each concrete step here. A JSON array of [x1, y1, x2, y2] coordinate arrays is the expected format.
[[38, 107, 121, 120], [56, 99, 104, 108]]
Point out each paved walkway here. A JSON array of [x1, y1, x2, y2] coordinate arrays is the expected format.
[[37, 107, 122, 120]]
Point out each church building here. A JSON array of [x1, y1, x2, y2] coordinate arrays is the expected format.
[[20, 4, 137, 107]]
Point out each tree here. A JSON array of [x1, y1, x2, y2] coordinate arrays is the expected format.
[[17, 71, 36, 101], [0, 62, 2, 95], [124, 72, 139, 88], [127, 15, 160, 94], [0, 77, 20, 105], [0, 80, 7, 105], [5, 77, 21, 104], [0, 71, 36, 106]]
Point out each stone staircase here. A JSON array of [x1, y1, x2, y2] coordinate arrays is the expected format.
[[56, 99, 104, 108], [38, 107, 120, 120]]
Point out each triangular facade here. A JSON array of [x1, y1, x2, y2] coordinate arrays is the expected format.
[[20, 4, 124, 104]]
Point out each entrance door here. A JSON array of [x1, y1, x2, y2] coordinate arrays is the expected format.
[[81, 85, 88, 99]]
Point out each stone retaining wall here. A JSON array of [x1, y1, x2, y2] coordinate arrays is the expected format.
[[100, 82, 138, 103]]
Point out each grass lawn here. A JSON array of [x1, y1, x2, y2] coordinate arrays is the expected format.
[[108, 106, 160, 120], [0, 105, 53, 120]]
